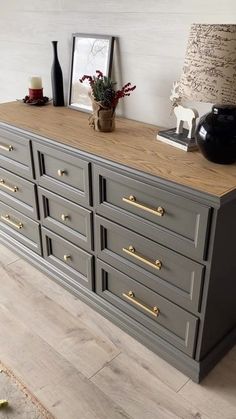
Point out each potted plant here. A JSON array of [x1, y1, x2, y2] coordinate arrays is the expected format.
[[80, 70, 136, 132]]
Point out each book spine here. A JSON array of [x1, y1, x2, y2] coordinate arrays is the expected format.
[[156, 134, 197, 152]]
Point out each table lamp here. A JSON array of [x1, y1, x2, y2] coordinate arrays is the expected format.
[[179, 23, 236, 164]]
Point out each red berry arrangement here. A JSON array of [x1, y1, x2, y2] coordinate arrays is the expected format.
[[80, 70, 136, 109]]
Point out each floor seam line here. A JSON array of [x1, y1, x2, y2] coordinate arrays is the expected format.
[[1, 258, 21, 267], [88, 351, 122, 380], [176, 378, 191, 393]]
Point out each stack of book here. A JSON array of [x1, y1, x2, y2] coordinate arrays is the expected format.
[[156, 128, 198, 152]]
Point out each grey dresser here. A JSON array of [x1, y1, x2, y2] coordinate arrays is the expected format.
[[0, 101, 235, 382]]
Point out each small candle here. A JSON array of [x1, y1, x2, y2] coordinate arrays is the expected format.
[[28, 75, 43, 100], [29, 76, 42, 89]]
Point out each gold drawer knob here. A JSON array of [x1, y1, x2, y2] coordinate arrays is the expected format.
[[123, 290, 160, 317], [0, 399, 8, 407], [122, 195, 165, 217], [63, 254, 71, 262], [61, 214, 69, 221], [57, 169, 66, 177]]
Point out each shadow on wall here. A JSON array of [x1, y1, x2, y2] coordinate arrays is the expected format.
[[112, 38, 126, 117]]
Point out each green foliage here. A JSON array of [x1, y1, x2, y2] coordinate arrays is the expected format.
[[92, 76, 116, 108], [80, 71, 136, 109]]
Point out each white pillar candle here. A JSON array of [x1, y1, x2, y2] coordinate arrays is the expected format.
[[29, 76, 42, 89]]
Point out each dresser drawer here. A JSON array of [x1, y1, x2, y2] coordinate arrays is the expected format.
[[34, 143, 91, 208], [94, 166, 211, 260], [96, 216, 204, 313], [38, 188, 93, 251], [0, 126, 33, 179], [42, 228, 93, 290], [0, 202, 41, 254], [0, 167, 38, 219], [96, 260, 198, 356]]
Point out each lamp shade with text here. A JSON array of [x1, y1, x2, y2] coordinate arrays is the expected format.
[[179, 24, 236, 104], [179, 24, 236, 164]]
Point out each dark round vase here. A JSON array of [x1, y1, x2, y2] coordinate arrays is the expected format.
[[195, 104, 236, 164]]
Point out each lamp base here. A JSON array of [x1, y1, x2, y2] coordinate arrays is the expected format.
[[195, 105, 236, 164], [157, 128, 198, 152]]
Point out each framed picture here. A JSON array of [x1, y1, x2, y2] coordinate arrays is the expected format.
[[68, 33, 115, 112]]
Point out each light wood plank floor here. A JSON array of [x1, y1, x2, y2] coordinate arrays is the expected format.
[[0, 244, 235, 419]]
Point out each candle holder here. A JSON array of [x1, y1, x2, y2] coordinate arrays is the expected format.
[[29, 88, 44, 101], [19, 95, 49, 106]]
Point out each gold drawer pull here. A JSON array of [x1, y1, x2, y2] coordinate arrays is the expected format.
[[123, 291, 160, 317], [63, 254, 71, 262], [0, 399, 8, 408], [123, 245, 162, 270], [0, 179, 18, 193], [122, 195, 164, 217], [0, 143, 13, 152], [61, 214, 69, 221], [57, 169, 67, 177], [1, 214, 23, 229]]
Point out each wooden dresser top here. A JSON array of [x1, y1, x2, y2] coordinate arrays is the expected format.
[[0, 101, 236, 198]]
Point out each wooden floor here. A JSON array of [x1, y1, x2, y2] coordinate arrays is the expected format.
[[0, 244, 235, 419]]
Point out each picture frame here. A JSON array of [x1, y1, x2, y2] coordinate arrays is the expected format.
[[68, 33, 115, 112]]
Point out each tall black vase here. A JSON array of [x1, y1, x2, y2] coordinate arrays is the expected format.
[[51, 41, 64, 106]]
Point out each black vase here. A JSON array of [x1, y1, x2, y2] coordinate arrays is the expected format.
[[195, 104, 236, 164], [51, 41, 64, 106]]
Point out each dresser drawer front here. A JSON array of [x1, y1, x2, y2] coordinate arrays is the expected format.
[[0, 202, 41, 254], [96, 216, 204, 312], [38, 188, 93, 251], [42, 228, 93, 290], [34, 143, 91, 207], [96, 260, 198, 356], [0, 127, 33, 179], [94, 166, 211, 260], [0, 167, 38, 219]]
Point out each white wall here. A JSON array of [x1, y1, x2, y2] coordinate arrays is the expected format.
[[0, 0, 236, 128]]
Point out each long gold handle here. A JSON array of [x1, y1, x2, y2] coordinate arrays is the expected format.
[[123, 245, 162, 270], [123, 291, 160, 317], [1, 214, 23, 229], [0, 143, 13, 152], [122, 195, 164, 217], [0, 179, 18, 193]]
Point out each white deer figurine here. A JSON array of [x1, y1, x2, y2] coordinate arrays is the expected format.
[[170, 82, 198, 139]]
